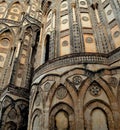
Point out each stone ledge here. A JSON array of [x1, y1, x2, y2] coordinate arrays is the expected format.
[[34, 48, 120, 81]]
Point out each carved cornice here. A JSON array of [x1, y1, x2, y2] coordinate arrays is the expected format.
[[0, 84, 29, 99], [33, 48, 120, 81]]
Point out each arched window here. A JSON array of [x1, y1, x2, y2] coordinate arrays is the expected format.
[[55, 111, 69, 130], [45, 35, 50, 62], [92, 109, 109, 130]]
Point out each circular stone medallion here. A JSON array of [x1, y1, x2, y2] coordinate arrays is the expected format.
[[82, 16, 89, 21], [86, 37, 93, 43], [73, 76, 82, 85], [0, 39, 9, 46], [56, 87, 67, 99], [113, 31, 120, 38], [107, 10, 112, 15], [108, 77, 118, 88], [89, 84, 101, 96], [62, 19, 68, 24], [62, 40, 69, 46], [80, 1, 86, 5]]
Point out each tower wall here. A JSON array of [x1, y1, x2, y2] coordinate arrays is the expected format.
[[0, 0, 42, 129], [28, 0, 120, 130]]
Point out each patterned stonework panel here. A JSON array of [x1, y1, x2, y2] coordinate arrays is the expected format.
[[60, 15, 69, 31], [83, 34, 96, 52], [80, 13, 92, 28], [79, 0, 88, 8], [60, 1, 68, 11], [0, 53, 7, 67], [104, 4, 115, 23], [0, 2, 7, 18], [6, 3, 22, 21], [111, 25, 120, 48], [60, 35, 70, 56]]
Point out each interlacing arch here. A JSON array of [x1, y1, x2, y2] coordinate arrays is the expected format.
[[49, 103, 75, 130]]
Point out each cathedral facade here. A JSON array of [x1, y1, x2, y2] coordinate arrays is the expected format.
[[0, 0, 120, 130]]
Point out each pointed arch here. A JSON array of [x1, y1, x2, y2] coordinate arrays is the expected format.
[[78, 77, 117, 105], [84, 101, 115, 130], [49, 103, 75, 130], [30, 109, 42, 130]]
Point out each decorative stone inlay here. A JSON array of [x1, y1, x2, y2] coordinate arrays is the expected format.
[[89, 84, 101, 96], [61, 3, 67, 8], [8, 109, 17, 119], [0, 38, 9, 46], [80, 1, 86, 5], [0, 55, 4, 61], [73, 76, 82, 85], [107, 10, 112, 15], [108, 77, 118, 88], [62, 19, 68, 24], [113, 31, 120, 38], [86, 37, 93, 43], [56, 87, 67, 99], [62, 40, 69, 46], [44, 82, 51, 92], [82, 16, 89, 21]]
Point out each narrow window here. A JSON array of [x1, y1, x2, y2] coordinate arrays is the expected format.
[[45, 35, 50, 62]]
